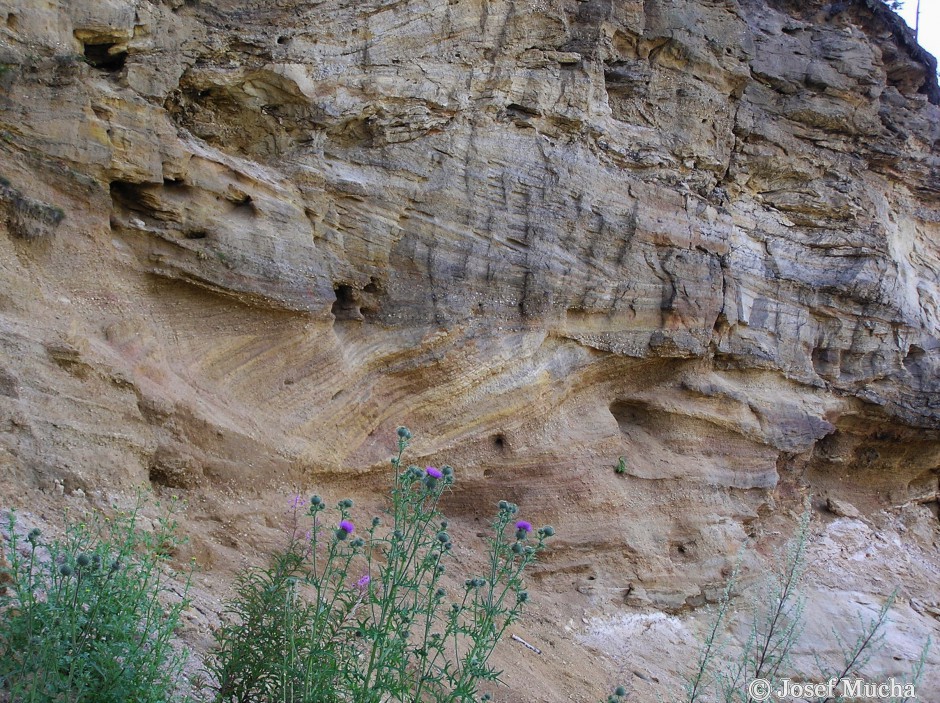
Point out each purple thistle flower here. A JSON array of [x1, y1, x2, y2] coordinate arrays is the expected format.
[[339, 520, 355, 534], [290, 494, 305, 509], [515, 520, 532, 533], [355, 574, 370, 591], [426, 466, 443, 479]]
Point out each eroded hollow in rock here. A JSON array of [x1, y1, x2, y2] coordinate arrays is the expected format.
[[82, 43, 127, 72], [331, 284, 363, 321], [903, 344, 927, 376]]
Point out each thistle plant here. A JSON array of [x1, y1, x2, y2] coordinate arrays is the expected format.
[[210, 427, 555, 703], [0, 500, 191, 703]]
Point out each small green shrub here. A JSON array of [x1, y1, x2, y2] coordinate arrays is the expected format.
[[605, 685, 629, 702], [0, 500, 192, 703], [210, 427, 555, 703], [615, 457, 627, 475]]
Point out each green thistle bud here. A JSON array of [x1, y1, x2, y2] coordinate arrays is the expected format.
[[498, 500, 509, 511], [311, 495, 322, 506], [110, 560, 121, 572], [372, 516, 381, 527], [336, 528, 348, 540], [444, 542, 452, 550], [440, 520, 449, 529], [435, 587, 446, 598], [76, 554, 91, 568], [517, 590, 529, 603], [512, 542, 524, 555], [59, 564, 73, 577], [539, 525, 555, 537], [397, 426, 410, 438], [340, 498, 353, 508], [437, 531, 450, 543], [615, 686, 627, 696]]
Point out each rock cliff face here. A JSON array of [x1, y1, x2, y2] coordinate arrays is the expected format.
[[0, 0, 938, 698]]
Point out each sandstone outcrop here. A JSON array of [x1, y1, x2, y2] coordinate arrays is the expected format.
[[0, 0, 938, 698]]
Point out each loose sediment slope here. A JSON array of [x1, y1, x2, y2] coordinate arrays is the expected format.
[[0, 0, 938, 698]]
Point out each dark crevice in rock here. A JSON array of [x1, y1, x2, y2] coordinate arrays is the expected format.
[[82, 43, 127, 72], [812, 346, 841, 380], [331, 284, 363, 322], [903, 344, 927, 376]]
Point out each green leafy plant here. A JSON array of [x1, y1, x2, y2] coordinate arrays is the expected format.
[[209, 427, 555, 703], [0, 500, 192, 703], [605, 685, 629, 702], [615, 457, 627, 475]]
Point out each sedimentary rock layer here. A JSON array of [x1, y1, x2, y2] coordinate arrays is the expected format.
[[0, 2, 938, 682]]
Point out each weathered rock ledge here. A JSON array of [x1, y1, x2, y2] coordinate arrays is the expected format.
[[0, 0, 938, 698]]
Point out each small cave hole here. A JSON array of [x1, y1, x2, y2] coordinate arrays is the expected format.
[[492, 433, 508, 452], [184, 230, 208, 240], [811, 346, 840, 378], [148, 463, 192, 490], [670, 541, 697, 561], [359, 277, 382, 315], [903, 344, 927, 376], [109, 179, 150, 215], [163, 177, 191, 195], [6, 13, 18, 30], [277, 35, 289, 45], [331, 284, 363, 321], [82, 43, 127, 72]]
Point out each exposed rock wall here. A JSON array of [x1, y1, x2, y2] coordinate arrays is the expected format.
[[0, 0, 938, 697]]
